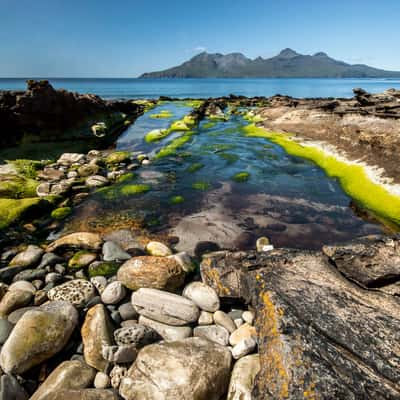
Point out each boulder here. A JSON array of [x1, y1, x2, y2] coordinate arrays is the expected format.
[[39, 389, 119, 400], [117, 256, 185, 291], [81, 304, 114, 371], [46, 232, 102, 252], [0, 301, 78, 374], [227, 354, 260, 400], [119, 337, 232, 400], [131, 288, 199, 326], [30, 360, 96, 400], [183, 281, 220, 312]]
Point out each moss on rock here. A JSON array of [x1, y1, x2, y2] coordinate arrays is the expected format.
[[192, 181, 211, 191], [51, 207, 72, 220], [106, 151, 131, 165], [232, 171, 250, 182], [170, 195, 185, 204], [0, 198, 47, 229], [0, 175, 38, 199], [88, 261, 120, 277], [150, 110, 173, 119], [244, 123, 400, 227], [186, 163, 204, 173]]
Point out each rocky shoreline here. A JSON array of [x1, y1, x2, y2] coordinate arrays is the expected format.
[[0, 82, 399, 399]]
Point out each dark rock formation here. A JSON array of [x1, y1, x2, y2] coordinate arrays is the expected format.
[[201, 235, 400, 399], [0, 80, 146, 148]]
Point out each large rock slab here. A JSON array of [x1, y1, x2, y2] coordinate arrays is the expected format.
[[30, 360, 96, 400], [131, 288, 199, 326], [201, 237, 400, 399], [119, 337, 232, 400], [117, 256, 185, 291], [0, 301, 78, 374]]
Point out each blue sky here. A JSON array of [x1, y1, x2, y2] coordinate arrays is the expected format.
[[1, 0, 399, 77]]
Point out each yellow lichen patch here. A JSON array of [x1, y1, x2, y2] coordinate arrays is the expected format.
[[244, 124, 400, 228], [258, 291, 290, 398], [202, 266, 231, 296]]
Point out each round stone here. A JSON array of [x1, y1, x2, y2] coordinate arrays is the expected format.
[[94, 372, 111, 389], [145, 241, 172, 257], [214, 310, 237, 333], [101, 281, 126, 305], [182, 282, 220, 312]]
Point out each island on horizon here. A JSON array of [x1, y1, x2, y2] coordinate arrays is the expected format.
[[140, 48, 400, 79]]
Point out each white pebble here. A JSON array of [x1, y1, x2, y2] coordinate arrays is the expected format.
[[94, 371, 111, 389]]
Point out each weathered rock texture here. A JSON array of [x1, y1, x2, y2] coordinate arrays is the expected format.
[[201, 235, 400, 399]]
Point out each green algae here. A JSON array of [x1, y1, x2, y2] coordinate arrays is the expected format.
[[186, 163, 204, 173], [88, 261, 120, 277], [170, 195, 185, 204], [145, 129, 169, 143], [202, 121, 217, 130], [169, 120, 191, 132], [0, 175, 38, 199], [150, 110, 174, 119], [97, 181, 150, 200], [106, 151, 131, 165], [117, 172, 136, 183], [51, 207, 71, 220], [243, 123, 400, 226], [192, 181, 211, 191], [10, 159, 44, 179], [232, 171, 250, 182], [182, 99, 204, 109], [243, 111, 263, 123], [120, 184, 150, 196], [132, 99, 157, 112], [154, 132, 194, 159], [218, 153, 239, 164], [0, 198, 44, 229], [68, 250, 94, 269], [203, 143, 236, 152]]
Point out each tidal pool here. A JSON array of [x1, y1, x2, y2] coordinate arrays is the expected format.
[[66, 102, 385, 251]]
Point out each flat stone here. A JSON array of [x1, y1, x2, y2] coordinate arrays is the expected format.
[[231, 337, 257, 359], [81, 304, 114, 371], [101, 281, 126, 304], [0, 301, 78, 374], [193, 324, 229, 346], [229, 323, 257, 346], [9, 245, 44, 267], [139, 315, 192, 341], [198, 310, 214, 325], [47, 279, 96, 308], [30, 360, 96, 400], [102, 241, 130, 262], [227, 354, 260, 400], [145, 241, 172, 256], [213, 310, 236, 333], [119, 337, 232, 400], [117, 256, 185, 291], [57, 153, 86, 165], [114, 323, 159, 347], [131, 288, 199, 326], [0, 289, 33, 317], [85, 175, 108, 188], [47, 232, 102, 252], [182, 282, 220, 312]]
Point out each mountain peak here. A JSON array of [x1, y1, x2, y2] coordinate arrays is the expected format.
[[313, 52, 329, 57], [277, 48, 299, 58]]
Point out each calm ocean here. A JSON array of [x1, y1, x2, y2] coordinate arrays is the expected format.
[[1, 78, 400, 99]]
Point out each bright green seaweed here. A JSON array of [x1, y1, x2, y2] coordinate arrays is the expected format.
[[243, 123, 400, 226]]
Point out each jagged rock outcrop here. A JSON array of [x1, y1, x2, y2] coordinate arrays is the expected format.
[[0, 80, 145, 148], [201, 235, 400, 399]]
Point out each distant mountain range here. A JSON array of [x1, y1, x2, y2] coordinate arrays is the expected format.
[[140, 49, 400, 78]]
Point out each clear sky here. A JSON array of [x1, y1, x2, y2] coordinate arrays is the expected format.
[[1, 0, 399, 77]]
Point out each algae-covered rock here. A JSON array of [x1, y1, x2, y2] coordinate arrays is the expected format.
[[51, 207, 72, 220], [106, 151, 131, 165], [0, 301, 78, 374], [88, 261, 120, 278], [68, 251, 97, 269], [0, 174, 38, 199], [232, 171, 250, 182]]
